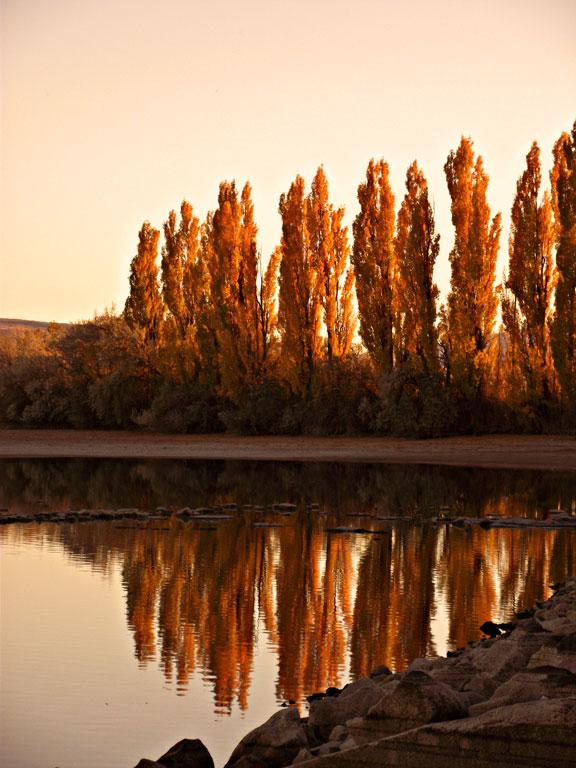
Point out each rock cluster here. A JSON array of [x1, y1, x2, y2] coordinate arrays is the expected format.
[[133, 577, 576, 767], [0, 500, 307, 525]]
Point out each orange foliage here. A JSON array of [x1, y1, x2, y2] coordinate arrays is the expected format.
[[444, 138, 501, 395], [395, 162, 440, 373], [352, 159, 396, 373]]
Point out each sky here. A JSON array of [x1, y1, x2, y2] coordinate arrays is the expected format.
[[1, 0, 575, 323]]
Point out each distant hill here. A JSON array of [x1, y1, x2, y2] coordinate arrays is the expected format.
[[0, 318, 69, 336]]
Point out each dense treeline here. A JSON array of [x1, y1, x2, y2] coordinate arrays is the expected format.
[[1, 123, 575, 435]]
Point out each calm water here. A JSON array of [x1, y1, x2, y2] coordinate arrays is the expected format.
[[1, 459, 575, 768]]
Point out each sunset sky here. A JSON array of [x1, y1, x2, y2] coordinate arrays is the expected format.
[[1, 0, 575, 323]]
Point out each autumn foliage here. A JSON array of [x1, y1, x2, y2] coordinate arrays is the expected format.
[[2, 120, 576, 434]]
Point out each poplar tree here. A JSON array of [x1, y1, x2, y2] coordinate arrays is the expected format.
[[206, 181, 261, 401], [443, 138, 501, 394], [257, 248, 281, 367], [307, 167, 355, 360], [160, 201, 201, 340], [331, 209, 356, 358], [278, 175, 323, 392], [124, 222, 163, 342], [395, 162, 440, 373], [550, 122, 576, 400], [351, 159, 396, 373], [502, 143, 555, 400]]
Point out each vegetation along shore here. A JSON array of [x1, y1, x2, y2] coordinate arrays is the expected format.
[[1, 122, 576, 438]]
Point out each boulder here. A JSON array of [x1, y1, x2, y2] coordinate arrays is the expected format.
[[327, 725, 348, 743], [308, 678, 389, 739], [528, 645, 576, 674], [366, 671, 467, 724], [156, 739, 214, 768], [368, 664, 392, 680], [292, 748, 313, 765], [470, 628, 547, 682], [134, 761, 163, 768], [469, 668, 576, 716], [429, 658, 478, 692], [224, 708, 308, 768]]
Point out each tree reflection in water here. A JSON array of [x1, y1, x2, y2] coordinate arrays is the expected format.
[[1, 458, 575, 713]]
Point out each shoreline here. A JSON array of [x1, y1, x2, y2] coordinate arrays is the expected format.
[[135, 578, 576, 768], [0, 430, 576, 471]]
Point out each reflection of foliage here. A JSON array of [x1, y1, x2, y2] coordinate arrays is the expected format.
[[4, 510, 573, 714], [1, 460, 575, 713], [2, 458, 576, 519]]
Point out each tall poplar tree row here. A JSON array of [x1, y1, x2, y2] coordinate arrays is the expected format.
[[550, 122, 576, 403], [501, 143, 555, 402], [395, 161, 440, 374], [443, 138, 501, 395], [124, 221, 163, 343], [351, 160, 396, 374]]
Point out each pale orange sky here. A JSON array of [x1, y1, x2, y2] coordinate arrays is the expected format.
[[1, 0, 575, 323]]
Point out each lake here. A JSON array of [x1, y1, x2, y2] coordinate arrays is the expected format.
[[1, 459, 575, 768]]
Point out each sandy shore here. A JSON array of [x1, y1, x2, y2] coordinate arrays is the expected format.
[[0, 430, 575, 470]]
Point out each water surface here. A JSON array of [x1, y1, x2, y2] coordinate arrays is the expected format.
[[1, 459, 575, 768]]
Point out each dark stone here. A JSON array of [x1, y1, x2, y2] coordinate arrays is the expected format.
[[230, 758, 266, 768], [306, 692, 326, 704], [224, 708, 308, 768], [516, 608, 535, 619], [480, 621, 502, 638], [370, 664, 392, 679], [134, 761, 163, 768], [156, 739, 214, 768], [557, 631, 576, 653]]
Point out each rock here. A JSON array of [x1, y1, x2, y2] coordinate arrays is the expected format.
[[469, 668, 576, 716], [339, 736, 357, 752], [306, 693, 326, 704], [367, 672, 467, 723], [405, 657, 439, 674], [369, 664, 392, 679], [461, 672, 499, 701], [156, 739, 214, 768], [516, 608, 535, 619], [527, 644, 576, 674], [429, 658, 478, 692], [231, 758, 267, 768], [308, 678, 386, 739], [470, 627, 547, 682], [224, 708, 308, 768], [292, 748, 313, 764], [134, 761, 163, 768], [327, 725, 348, 743], [313, 741, 340, 756]]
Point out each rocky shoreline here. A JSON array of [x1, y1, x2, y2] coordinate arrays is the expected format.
[[134, 577, 576, 768]]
